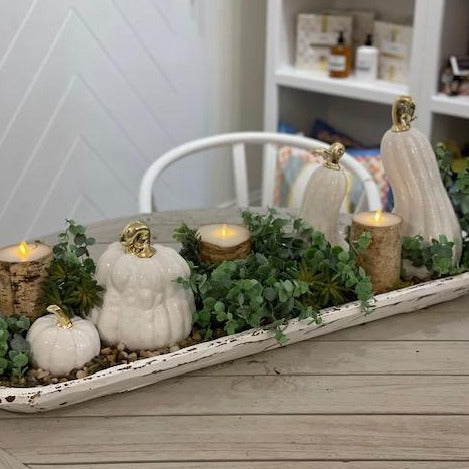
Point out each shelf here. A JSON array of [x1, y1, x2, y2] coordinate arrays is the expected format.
[[275, 66, 408, 105], [431, 94, 469, 119]]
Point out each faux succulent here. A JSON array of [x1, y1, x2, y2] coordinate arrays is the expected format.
[[39, 220, 103, 318]]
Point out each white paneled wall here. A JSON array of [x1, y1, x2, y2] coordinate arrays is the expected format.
[[0, 0, 266, 245]]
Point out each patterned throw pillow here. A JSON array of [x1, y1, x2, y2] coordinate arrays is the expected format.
[[274, 146, 356, 213], [274, 146, 392, 213], [346, 148, 393, 211], [275, 119, 393, 211], [309, 119, 392, 211]]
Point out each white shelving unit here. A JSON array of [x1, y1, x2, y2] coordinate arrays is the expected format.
[[264, 0, 469, 145], [431, 95, 469, 120], [276, 65, 407, 105]]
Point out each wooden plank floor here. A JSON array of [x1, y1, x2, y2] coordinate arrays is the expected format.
[[1, 209, 469, 468]]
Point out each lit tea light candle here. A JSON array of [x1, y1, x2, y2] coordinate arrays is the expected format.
[[0, 241, 52, 319], [197, 224, 251, 263], [0, 241, 51, 262], [350, 210, 402, 294]]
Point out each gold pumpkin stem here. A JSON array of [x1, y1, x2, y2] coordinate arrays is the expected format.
[[391, 95, 416, 132], [120, 221, 156, 258], [46, 305, 73, 329], [312, 142, 345, 171]]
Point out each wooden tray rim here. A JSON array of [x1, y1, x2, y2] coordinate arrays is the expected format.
[[1, 271, 469, 413]]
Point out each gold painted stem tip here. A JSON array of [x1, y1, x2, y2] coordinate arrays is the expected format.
[[46, 305, 73, 329]]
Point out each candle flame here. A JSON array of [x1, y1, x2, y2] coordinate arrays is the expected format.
[[374, 210, 383, 222], [18, 241, 29, 259], [221, 224, 228, 239], [214, 224, 235, 240]]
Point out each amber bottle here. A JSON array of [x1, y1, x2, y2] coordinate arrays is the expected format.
[[329, 31, 351, 78]]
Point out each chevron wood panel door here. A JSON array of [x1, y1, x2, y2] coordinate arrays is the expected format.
[[0, 0, 227, 245]]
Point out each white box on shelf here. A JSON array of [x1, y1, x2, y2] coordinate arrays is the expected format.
[[296, 13, 352, 71], [374, 20, 413, 84]]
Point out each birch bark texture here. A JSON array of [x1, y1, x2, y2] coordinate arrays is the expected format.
[[0, 247, 52, 319], [350, 213, 402, 293]]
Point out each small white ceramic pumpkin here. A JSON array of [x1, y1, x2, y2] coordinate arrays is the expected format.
[[381, 96, 462, 277], [299, 142, 348, 249], [27, 305, 101, 376], [91, 221, 195, 351]]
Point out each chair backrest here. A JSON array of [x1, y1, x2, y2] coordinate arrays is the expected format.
[[139, 131, 382, 213]]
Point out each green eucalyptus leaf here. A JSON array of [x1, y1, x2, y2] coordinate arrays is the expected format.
[[0, 356, 8, 373], [10, 334, 30, 352], [15, 316, 30, 332], [0, 317, 7, 330], [0, 314, 31, 380], [264, 287, 277, 302], [0, 329, 8, 342], [11, 352, 29, 368], [74, 233, 86, 245], [402, 233, 457, 278], [214, 301, 225, 312]]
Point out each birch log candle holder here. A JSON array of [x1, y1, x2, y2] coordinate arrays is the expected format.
[[350, 211, 402, 294], [0, 241, 52, 319], [197, 224, 251, 263]]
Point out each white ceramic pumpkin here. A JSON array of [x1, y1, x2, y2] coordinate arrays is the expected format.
[[91, 221, 195, 351], [381, 96, 462, 277], [27, 305, 101, 376], [299, 142, 348, 249]]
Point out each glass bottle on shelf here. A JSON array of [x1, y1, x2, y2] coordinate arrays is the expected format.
[[355, 34, 379, 81], [329, 31, 351, 78]]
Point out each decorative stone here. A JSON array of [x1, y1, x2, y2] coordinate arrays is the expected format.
[[36, 369, 50, 380], [76, 370, 88, 379], [118, 351, 128, 361], [128, 352, 138, 362]]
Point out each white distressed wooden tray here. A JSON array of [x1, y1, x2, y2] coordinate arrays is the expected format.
[[1, 271, 469, 413]]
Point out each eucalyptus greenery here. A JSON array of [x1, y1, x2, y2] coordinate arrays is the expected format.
[[436, 142, 469, 233], [39, 220, 103, 318], [0, 314, 30, 383], [174, 209, 373, 344], [402, 235, 456, 277]]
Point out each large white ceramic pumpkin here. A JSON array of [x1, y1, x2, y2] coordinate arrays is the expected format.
[[299, 142, 348, 249], [91, 221, 195, 351], [381, 96, 462, 277], [27, 305, 101, 376]]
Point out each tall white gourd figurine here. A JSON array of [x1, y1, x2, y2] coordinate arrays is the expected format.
[[91, 221, 195, 351], [299, 142, 348, 249], [381, 96, 462, 278]]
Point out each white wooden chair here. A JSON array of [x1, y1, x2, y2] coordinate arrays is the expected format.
[[139, 132, 382, 213]]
